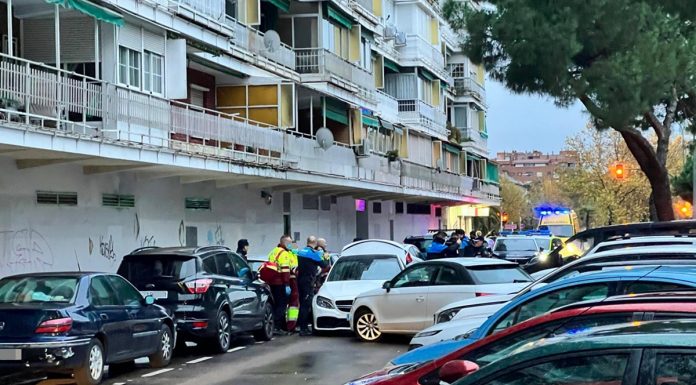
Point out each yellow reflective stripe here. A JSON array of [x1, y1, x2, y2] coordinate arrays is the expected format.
[[286, 306, 299, 320]]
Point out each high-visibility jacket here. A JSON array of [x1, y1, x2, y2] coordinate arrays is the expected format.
[[260, 246, 291, 285]]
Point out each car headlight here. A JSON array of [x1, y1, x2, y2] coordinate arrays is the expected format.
[[537, 251, 549, 262], [436, 307, 463, 324], [316, 296, 335, 309], [414, 329, 441, 338]]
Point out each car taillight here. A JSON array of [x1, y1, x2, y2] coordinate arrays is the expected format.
[[192, 321, 208, 329], [185, 278, 213, 294], [475, 293, 492, 297], [406, 253, 413, 264], [35, 317, 72, 334]]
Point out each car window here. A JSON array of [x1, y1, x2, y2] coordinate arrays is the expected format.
[[467, 265, 532, 284], [230, 253, 252, 279], [214, 253, 235, 277], [654, 353, 696, 385], [0, 276, 78, 304], [434, 266, 462, 285], [491, 284, 610, 334], [117, 255, 197, 283], [202, 256, 218, 274], [494, 239, 539, 252], [328, 255, 401, 281], [392, 265, 439, 288], [622, 281, 688, 295], [89, 276, 120, 307], [483, 354, 629, 385], [107, 275, 143, 306]]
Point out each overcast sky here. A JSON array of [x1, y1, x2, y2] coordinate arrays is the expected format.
[[485, 80, 588, 155]]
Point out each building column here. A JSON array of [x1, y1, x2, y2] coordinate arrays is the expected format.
[[6, 0, 12, 55]]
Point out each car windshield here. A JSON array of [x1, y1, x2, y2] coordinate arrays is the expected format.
[[494, 238, 539, 252], [118, 255, 197, 282], [0, 276, 79, 303], [467, 265, 532, 284], [328, 255, 401, 281], [545, 224, 574, 237]]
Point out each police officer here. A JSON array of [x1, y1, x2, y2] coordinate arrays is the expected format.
[[297, 236, 328, 336]]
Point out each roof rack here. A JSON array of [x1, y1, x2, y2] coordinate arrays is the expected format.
[[130, 246, 160, 254], [193, 245, 231, 254]]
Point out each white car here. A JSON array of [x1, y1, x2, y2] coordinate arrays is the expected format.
[[409, 244, 696, 347], [349, 258, 531, 342], [312, 239, 421, 332]]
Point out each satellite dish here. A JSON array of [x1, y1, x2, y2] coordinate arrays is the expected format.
[[263, 30, 281, 53], [316, 127, 334, 150]]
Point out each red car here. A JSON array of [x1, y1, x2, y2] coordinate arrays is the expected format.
[[347, 292, 696, 385]]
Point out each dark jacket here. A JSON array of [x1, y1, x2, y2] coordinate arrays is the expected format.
[[297, 246, 328, 284], [427, 239, 459, 260]]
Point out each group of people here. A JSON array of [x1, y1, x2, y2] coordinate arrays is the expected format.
[[259, 235, 331, 336], [426, 229, 495, 259]]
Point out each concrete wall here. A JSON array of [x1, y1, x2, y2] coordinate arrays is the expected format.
[[0, 158, 436, 277]]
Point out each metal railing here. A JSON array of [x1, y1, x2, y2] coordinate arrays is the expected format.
[[227, 18, 296, 70], [453, 77, 486, 103], [460, 127, 488, 154], [397, 99, 447, 137], [375, 90, 399, 123], [399, 35, 445, 70], [295, 48, 374, 90]]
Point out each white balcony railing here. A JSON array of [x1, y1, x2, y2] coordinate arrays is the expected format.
[[375, 90, 399, 123], [172, 0, 225, 20], [398, 34, 446, 72], [397, 99, 447, 137], [352, 0, 373, 13], [401, 161, 473, 195], [295, 48, 374, 91], [227, 18, 296, 70], [454, 77, 486, 104], [460, 127, 488, 154]]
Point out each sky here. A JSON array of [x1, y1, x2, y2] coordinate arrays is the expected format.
[[485, 80, 588, 155]]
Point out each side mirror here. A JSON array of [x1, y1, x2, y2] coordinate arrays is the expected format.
[[144, 295, 156, 305], [439, 360, 479, 383], [382, 281, 391, 293]]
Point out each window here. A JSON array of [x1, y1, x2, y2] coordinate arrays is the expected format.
[[491, 284, 610, 334], [0, 276, 78, 303], [373, 202, 382, 214], [328, 256, 401, 281], [214, 254, 235, 277], [322, 20, 350, 59], [434, 266, 462, 285], [89, 276, 119, 306], [486, 354, 629, 385], [466, 265, 531, 285], [419, 77, 433, 105], [622, 281, 687, 295], [119, 46, 141, 88], [202, 256, 218, 274], [303, 195, 319, 210], [231, 254, 252, 279], [396, 202, 404, 214], [654, 353, 696, 385], [107, 275, 143, 306], [392, 265, 439, 288], [144, 51, 163, 94]]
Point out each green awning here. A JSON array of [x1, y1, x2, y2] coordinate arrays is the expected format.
[[264, 0, 290, 12], [419, 69, 435, 81], [444, 143, 460, 154], [362, 115, 379, 128], [466, 152, 483, 161], [384, 59, 400, 73], [326, 3, 353, 30], [324, 98, 349, 125], [46, 0, 124, 26]]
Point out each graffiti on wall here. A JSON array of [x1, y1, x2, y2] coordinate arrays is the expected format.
[[178, 220, 185, 246], [0, 228, 55, 273], [98, 235, 117, 263], [141, 235, 156, 247], [207, 224, 225, 246]]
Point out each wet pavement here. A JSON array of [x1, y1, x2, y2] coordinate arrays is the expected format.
[[1, 333, 409, 385]]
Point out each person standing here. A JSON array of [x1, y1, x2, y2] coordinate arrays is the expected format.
[[260, 235, 294, 334], [297, 236, 328, 336], [236, 239, 249, 261]]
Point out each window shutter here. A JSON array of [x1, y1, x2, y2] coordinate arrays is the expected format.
[[119, 23, 141, 51], [143, 29, 165, 54]]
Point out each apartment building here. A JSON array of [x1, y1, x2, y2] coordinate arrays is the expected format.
[[497, 151, 578, 184], [0, 0, 499, 274]]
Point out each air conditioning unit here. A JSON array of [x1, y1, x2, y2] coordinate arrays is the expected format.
[[354, 139, 372, 157], [394, 31, 407, 46], [384, 24, 397, 40]]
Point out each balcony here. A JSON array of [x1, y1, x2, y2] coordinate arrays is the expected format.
[[460, 127, 488, 155], [375, 90, 399, 124], [397, 99, 448, 138], [397, 35, 450, 82], [227, 18, 296, 71], [295, 48, 374, 92], [401, 161, 473, 196], [454, 77, 486, 105]]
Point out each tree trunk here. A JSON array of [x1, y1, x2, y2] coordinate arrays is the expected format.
[[619, 130, 675, 221]]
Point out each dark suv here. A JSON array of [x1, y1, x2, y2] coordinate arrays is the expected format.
[[117, 246, 273, 353]]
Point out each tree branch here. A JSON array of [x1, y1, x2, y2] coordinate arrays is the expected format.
[[663, 86, 679, 130], [644, 111, 665, 141]]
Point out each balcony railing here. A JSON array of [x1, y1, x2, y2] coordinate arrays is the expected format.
[[171, 0, 225, 21], [454, 77, 486, 104], [460, 127, 488, 154], [295, 48, 374, 91], [397, 99, 447, 137], [401, 161, 471, 195], [397, 35, 449, 79], [375, 90, 399, 123], [227, 18, 296, 70], [352, 0, 373, 13]]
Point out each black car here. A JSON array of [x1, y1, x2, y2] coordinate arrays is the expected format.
[[491, 236, 543, 264], [0, 272, 173, 385], [117, 246, 274, 354]]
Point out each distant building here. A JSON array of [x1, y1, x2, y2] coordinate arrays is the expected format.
[[496, 151, 578, 183]]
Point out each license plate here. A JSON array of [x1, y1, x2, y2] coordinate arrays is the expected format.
[[141, 290, 168, 299], [0, 349, 21, 361]]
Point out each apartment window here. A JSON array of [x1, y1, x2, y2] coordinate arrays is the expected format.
[[360, 38, 372, 71], [323, 20, 350, 60], [373, 202, 382, 214], [144, 51, 163, 94], [419, 77, 433, 105], [450, 63, 466, 78], [119, 46, 141, 88]]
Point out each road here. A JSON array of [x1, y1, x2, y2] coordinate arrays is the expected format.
[[1, 333, 408, 385]]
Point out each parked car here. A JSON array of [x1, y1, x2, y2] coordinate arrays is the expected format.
[[403, 235, 434, 259], [393, 265, 696, 365], [349, 259, 532, 342], [346, 293, 696, 385], [491, 235, 546, 265], [117, 246, 274, 354], [0, 272, 174, 385], [441, 319, 696, 385], [313, 240, 421, 333]]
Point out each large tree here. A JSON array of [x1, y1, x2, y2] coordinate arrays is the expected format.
[[445, 0, 696, 220]]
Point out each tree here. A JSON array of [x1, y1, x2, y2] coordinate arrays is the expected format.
[[499, 176, 530, 228], [444, 0, 696, 220]]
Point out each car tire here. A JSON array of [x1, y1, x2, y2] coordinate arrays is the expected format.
[[148, 324, 174, 368], [354, 309, 382, 342], [73, 338, 104, 385], [253, 302, 274, 342], [205, 309, 232, 354]]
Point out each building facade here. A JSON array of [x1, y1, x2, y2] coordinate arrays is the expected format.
[[0, 0, 498, 275], [496, 150, 577, 184]]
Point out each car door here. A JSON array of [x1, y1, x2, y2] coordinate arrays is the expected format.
[[214, 252, 258, 332], [425, 265, 471, 328], [107, 275, 161, 357], [88, 276, 131, 362], [230, 253, 265, 328], [377, 264, 439, 332], [643, 349, 696, 385]]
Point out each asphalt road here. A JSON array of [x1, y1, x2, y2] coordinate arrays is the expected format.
[[2, 333, 408, 385]]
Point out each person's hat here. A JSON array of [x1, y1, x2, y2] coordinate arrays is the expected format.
[[237, 239, 249, 248]]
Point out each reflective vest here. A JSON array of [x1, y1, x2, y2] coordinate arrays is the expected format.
[[260, 246, 292, 285]]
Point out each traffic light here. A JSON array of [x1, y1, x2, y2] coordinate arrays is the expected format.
[[501, 212, 509, 223], [610, 163, 626, 180]]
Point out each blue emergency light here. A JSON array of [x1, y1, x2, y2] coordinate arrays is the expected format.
[[534, 206, 571, 217]]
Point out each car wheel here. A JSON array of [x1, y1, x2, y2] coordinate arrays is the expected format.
[[355, 309, 382, 342], [74, 339, 104, 385], [148, 324, 173, 368], [206, 309, 232, 354], [253, 302, 274, 342]]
